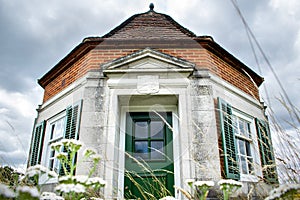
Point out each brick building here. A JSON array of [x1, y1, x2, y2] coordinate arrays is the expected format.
[[28, 4, 277, 199]]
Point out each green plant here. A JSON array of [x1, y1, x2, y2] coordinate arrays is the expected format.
[[265, 184, 300, 200], [50, 139, 106, 200], [218, 179, 242, 200]]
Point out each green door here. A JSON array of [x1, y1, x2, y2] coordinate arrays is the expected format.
[[124, 112, 174, 199]]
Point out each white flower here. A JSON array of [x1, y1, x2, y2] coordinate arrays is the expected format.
[[51, 141, 63, 149], [265, 184, 300, 200], [25, 168, 39, 177], [73, 175, 89, 183], [194, 181, 215, 187], [185, 179, 195, 185], [61, 139, 83, 147], [159, 196, 177, 200], [26, 165, 48, 177], [0, 183, 15, 198], [17, 186, 40, 197], [55, 183, 86, 194], [40, 192, 64, 200], [59, 175, 72, 182], [90, 154, 101, 161], [83, 148, 97, 156], [69, 139, 83, 146], [48, 170, 58, 178], [55, 152, 68, 159], [218, 179, 243, 187], [86, 177, 107, 186]]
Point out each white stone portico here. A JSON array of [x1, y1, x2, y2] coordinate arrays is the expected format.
[[102, 48, 195, 198]]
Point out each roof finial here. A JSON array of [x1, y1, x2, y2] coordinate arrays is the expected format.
[[149, 3, 154, 11]]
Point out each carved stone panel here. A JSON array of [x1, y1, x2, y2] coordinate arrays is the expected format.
[[137, 75, 159, 94]]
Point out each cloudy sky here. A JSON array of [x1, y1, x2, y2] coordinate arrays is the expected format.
[[0, 0, 299, 171]]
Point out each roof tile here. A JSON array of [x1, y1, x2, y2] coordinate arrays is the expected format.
[[103, 10, 196, 39]]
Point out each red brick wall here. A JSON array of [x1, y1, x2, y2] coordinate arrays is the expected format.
[[43, 48, 259, 102]]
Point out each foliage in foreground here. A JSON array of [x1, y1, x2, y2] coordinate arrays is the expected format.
[[0, 139, 299, 200]]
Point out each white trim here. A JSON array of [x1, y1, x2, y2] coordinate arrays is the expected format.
[[104, 68, 193, 74], [196, 69, 262, 109], [232, 109, 261, 182], [40, 112, 66, 184]]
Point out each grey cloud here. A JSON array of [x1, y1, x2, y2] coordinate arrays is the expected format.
[[0, 0, 299, 170]]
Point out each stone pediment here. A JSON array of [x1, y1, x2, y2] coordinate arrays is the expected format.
[[102, 48, 195, 74]]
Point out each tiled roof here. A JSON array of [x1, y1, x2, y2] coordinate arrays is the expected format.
[[102, 9, 196, 39]]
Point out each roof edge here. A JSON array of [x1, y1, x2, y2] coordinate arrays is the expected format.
[[195, 37, 264, 86], [38, 38, 103, 88]]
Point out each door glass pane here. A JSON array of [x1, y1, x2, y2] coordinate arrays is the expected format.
[[134, 141, 148, 159], [150, 141, 164, 160], [135, 121, 148, 139], [150, 121, 164, 139]]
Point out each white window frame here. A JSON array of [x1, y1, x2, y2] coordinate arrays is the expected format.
[[48, 115, 65, 173], [40, 112, 66, 184], [232, 109, 259, 182]]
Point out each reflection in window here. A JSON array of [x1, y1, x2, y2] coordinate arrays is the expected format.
[[150, 141, 164, 160], [134, 141, 148, 160], [133, 119, 166, 161], [135, 121, 148, 139], [150, 121, 164, 139]]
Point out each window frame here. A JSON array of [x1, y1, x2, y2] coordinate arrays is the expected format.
[[232, 109, 257, 181], [47, 115, 66, 173], [218, 97, 262, 182]]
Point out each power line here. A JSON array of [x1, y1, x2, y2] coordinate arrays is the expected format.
[[229, 0, 300, 124]]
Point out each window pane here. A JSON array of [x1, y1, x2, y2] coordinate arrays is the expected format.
[[239, 120, 244, 134], [241, 156, 248, 174], [245, 142, 251, 156], [246, 123, 251, 138], [50, 124, 55, 140], [150, 121, 164, 139], [232, 116, 238, 134], [135, 121, 148, 139], [238, 139, 246, 155], [52, 117, 65, 139], [150, 141, 164, 160], [134, 141, 148, 159]]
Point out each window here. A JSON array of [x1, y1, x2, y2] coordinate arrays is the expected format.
[[218, 97, 277, 182], [232, 114, 253, 176], [133, 119, 165, 160], [48, 116, 65, 173], [44, 101, 82, 175]]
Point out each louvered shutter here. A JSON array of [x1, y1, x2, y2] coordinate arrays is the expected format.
[[218, 98, 240, 180], [256, 119, 278, 184], [29, 121, 46, 166], [60, 101, 82, 175]]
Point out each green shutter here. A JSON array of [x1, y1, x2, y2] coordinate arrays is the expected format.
[[60, 100, 82, 175], [29, 121, 46, 166], [256, 118, 278, 184], [218, 97, 240, 180], [64, 106, 73, 140], [64, 101, 82, 140]]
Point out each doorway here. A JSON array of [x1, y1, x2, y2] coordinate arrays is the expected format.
[[124, 112, 174, 199]]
